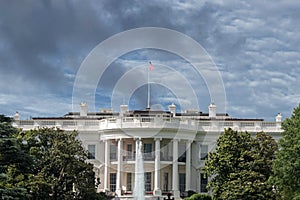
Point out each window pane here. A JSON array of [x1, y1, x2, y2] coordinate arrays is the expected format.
[[88, 144, 95, 159], [144, 172, 151, 191], [127, 144, 133, 160], [178, 143, 186, 162], [200, 145, 208, 160], [163, 173, 169, 192], [179, 173, 186, 192], [200, 173, 208, 192], [144, 143, 153, 160], [127, 173, 132, 191], [110, 173, 116, 192], [144, 143, 152, 153], [110, 144, 117, 160], [127, 144, 132, 152]]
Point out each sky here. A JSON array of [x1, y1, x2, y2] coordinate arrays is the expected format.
[[0, 0, 300, 121]]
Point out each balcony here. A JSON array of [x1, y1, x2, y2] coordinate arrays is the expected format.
[[13, 117, 282, 133], [143, 153, 155, 161], [161, 155, 173, 161], [123, 154, 135, 161]]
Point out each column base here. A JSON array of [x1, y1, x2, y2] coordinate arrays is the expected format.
[[172, 190, 180, 199], [153, 189, 162, 196], [115, 189, 122, 197], [103, 188, 109, 193]]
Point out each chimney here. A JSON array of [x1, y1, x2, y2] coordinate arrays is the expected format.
[[120, 105, 128, 117], [168, 103, 176, 117], [276, 113, 282, 123], [80, 102, 88, 117], [208, 102, 216, 118], [13, 111, 20, 121]]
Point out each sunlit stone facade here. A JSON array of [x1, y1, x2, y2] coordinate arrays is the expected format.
[[13, 103, 282, 199]]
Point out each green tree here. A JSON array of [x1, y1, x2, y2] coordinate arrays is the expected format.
[[0, 115, 33, 199], [19, 127, 99, 199], [204, 128, 278, 200], [271, 104, 300, 199]]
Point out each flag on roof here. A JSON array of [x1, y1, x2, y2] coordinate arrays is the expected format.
[[149, 62, 154, 71]]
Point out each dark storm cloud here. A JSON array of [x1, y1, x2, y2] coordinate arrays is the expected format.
[[0, 0, 117, 92], [0, 0, 299, 120]]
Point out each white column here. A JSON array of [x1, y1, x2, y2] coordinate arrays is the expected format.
[[172, 139, 180, 198], [104, 140, 110, 191], [116, 139, 123, 196], [153, 138, 162, 196], [185, 140, 191, 191]]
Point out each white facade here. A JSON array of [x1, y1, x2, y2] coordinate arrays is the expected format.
[[13, 104, 283, 199]]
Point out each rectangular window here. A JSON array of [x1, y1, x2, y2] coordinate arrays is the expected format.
[[161, 141, 172, 161], [110, 173, 116, 192], [144, 143, 153, 160], [127, 173, 132, 191], [110, 144, 117, 160], [127, 144, 133, 160], [200, 173, 208, 192], [144, 143, 152, 153], [144, 172, 152, 192], [179, 173, 186, 193], [178, 142, 186, 162], [200, 145, 208, 160], [87, 144, 95, 159], [163, 173, 169, 192]]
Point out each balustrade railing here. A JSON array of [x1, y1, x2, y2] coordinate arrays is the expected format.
[[123, 154, 135, 161], [14, 117, 281, 132], [143, 153, 155, 161]]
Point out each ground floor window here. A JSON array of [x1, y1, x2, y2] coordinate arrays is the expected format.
[[200, 173, 208, 192], [110, 173, 116, 192], [127, 173, 132, 191], [179, 173, 186, 192], [163, 172, 169, 192], [144, 172, 151, 192]]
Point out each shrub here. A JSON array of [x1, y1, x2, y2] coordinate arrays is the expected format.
[[187, 190, 197, 197], [185, 193, 212, 200]]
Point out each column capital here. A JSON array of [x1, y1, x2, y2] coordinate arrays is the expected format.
[[154, 137, 162, 141], [186, 139, 193, 143], [185, 140, 193, 148], [133, 137, 142, 141], [172, 138, 180, 142]]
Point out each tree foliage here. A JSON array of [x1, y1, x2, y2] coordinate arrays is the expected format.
[[0, 115, 102, 199], [0, 115, 32, 199], [204, 128, 278, 200], [271, 104, 300, 199], [19, 128, 99, 199]]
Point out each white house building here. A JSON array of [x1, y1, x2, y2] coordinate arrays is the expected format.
[[13, 103, 283, 199]]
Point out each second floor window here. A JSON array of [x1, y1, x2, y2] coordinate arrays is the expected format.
[[144, 143, 153, 160], [87, 144, 95, 159], [110, 144, 117, 160], [200, 145, 208, 160]]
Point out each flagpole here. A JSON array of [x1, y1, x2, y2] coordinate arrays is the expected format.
[[147, 62, 150, 109]]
